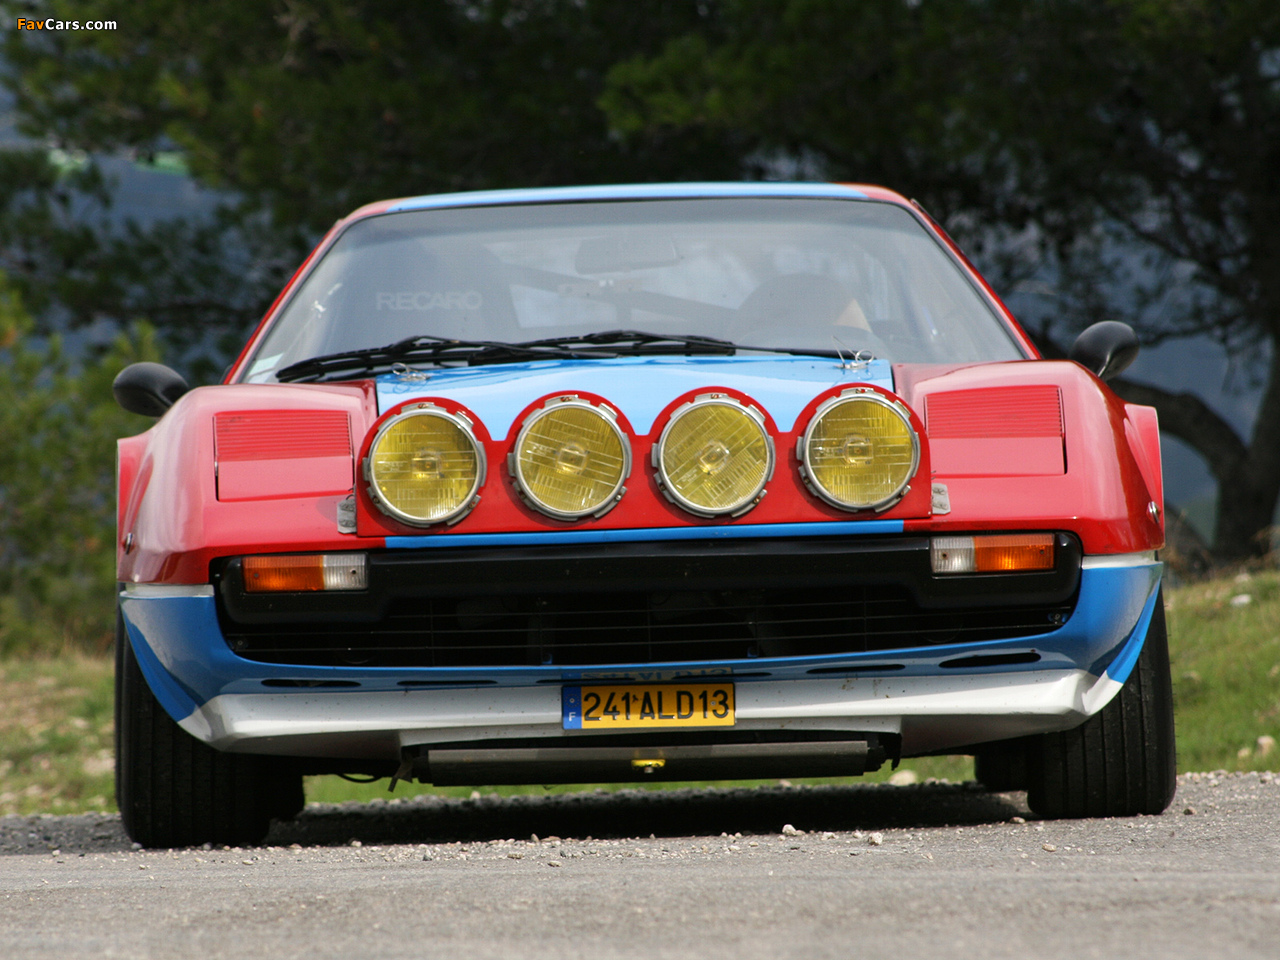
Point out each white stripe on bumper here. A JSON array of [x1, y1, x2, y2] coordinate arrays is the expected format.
[[181, 667, 1116, 759]]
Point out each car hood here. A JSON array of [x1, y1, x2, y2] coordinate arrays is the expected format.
[[373, 354, 895, 439]]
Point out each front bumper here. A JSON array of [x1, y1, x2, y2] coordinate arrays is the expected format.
[[119, 546, 1162, 765], [214, 534, 1083, 668]]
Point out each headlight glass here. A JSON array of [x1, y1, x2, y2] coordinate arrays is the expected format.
[[656, 396, 773, 517], [802, 392, 918, 511], [366, 407, 483, 525], [512, 398, 630, 519]]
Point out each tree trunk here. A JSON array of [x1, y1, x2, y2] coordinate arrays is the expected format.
[[1210, 347, 1280, 561], [1112, 344, 1280, 564]]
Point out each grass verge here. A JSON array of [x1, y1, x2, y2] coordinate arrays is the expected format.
[[2, 569, 1277, 816], [1165, 568, 1280, 771], [0, 656, 115, 816]]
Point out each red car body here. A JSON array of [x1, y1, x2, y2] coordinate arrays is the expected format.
[[112, 183, 1175, 847]]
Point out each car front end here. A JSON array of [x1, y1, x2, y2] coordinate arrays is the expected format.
[[113, 183, 1174, 845]]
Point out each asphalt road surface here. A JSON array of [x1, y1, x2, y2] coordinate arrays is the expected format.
[[2, 772, 1277, 959]]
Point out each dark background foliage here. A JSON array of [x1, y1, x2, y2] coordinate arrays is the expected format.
[[2, 0, 1277, 650]]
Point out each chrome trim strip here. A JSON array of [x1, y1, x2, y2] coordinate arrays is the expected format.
[[1081, 552, 1159, 569], [122, 583, 215, 599]]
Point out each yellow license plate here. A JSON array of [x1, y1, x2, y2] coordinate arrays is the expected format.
[[562, 683, 735, 729]]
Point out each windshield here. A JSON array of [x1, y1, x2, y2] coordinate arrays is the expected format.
[[241, 197, 1025, 382]]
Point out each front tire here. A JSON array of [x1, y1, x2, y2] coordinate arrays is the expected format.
[[115, 608, 303, 847], [1023, 590, 1177, 817]]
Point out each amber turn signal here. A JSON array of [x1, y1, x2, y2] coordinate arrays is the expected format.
[[930, 534, 1055, 574], [243, 553, 368, 592]]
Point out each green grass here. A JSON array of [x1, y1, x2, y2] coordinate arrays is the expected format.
[[3, 568, 1277, 816], [1165, 568, 1280, 772], [0, 656, 116, 816]]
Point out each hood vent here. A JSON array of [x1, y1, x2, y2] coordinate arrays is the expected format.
[[925, 385, 1062, 438], [925, 386, 1065, 477], [214, 410, 353, 502], [215, 410, 351, 460]]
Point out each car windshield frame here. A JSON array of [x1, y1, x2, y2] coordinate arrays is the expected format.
[[237, 196, 1029, 383]]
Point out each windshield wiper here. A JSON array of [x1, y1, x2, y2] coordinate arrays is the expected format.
[[513, 329, 739, 356], [274, 330, 744, 382], [274, 335, 602, 382], [535, 329, 858, 361], [274, 329, 855, 383]]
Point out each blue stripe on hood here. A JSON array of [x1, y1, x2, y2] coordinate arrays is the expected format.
[[375, 355, 893, 439]]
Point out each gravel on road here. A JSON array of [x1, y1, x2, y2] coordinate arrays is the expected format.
[[2, 772, 1277, 960]]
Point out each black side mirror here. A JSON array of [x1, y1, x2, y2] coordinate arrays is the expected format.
[[1068, 321, 1139, 382], [113, 362, 190, 417]]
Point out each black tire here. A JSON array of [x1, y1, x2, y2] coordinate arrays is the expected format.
[[1024, 589, 1177, 818], [115, 607, 304, 847]]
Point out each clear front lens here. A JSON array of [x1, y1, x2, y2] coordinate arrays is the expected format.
[[930, 537, 975, 573], [321, 554, 369, 590]]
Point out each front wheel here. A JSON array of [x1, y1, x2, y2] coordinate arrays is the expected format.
[[115, 608, 304, 847], [1023, 589, 1177, 818]]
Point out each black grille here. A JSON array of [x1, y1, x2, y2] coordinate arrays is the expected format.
[[222, 585, 1074, 668]]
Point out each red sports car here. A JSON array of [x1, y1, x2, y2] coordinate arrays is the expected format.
[[112, 183, 1175, 847]]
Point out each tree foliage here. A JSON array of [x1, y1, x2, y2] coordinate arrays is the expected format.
[[600, 0, 1280, 560], [0, 145, 295, 379], [4, 0, 743, 235], [960, 0, 1280, 560], [2, 0, 748, 370], [0, 276, 159, 654], [2, 0, 1278, 561]]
